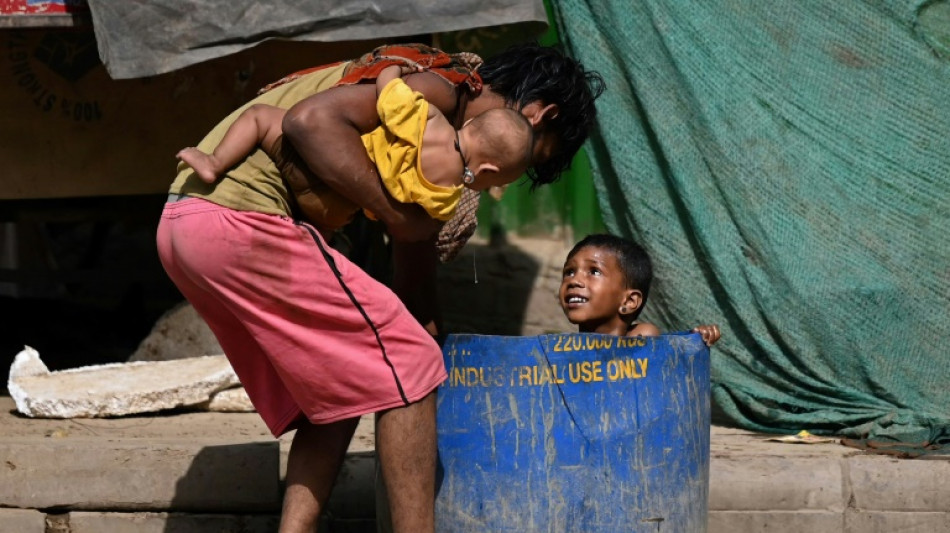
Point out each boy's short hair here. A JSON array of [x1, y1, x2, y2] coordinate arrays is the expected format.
[[567, 234, 653, 319], [479, 42, 606, 189], [467, 108, 533, 175]]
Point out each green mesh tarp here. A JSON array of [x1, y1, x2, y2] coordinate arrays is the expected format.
[[551, 0, 950, 442]]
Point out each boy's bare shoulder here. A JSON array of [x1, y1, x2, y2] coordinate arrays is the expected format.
[[628, 322, 661, 338]]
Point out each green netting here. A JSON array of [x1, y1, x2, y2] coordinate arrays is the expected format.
[[551, 0, 950, 441]]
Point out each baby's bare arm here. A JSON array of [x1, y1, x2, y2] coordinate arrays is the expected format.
[[376, 64, 424, 99], [177, 103, 287, 184], [376, 65, 402, 98]]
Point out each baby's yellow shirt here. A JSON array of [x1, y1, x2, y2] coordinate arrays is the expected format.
[[362, 79, 462, 222]]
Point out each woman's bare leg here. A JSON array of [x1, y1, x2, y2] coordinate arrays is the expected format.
[[376, 391, 437, 533], [279, 417, 360, 533]]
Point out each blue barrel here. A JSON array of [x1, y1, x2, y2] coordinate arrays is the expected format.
[[435, 333, 710, 532]]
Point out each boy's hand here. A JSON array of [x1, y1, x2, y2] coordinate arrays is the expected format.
[[692, 324, 721, 347]]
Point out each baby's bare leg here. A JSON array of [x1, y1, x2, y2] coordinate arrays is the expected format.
[[177, 104, 286, 184]]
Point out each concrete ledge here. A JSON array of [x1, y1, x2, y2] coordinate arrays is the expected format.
[[0, 508, 46, 533], [849, 455, 950, 511], [3, 396, 949, 533], [318, 516, 377, 533], [0, 440, 281, 511], [709, 456, 845, 511], [845, 510, 950, 532], [323, 451, 376, 519], [709, 510, 844, 533], [67, 511, 375, 533], [69, 512, 280, 533]]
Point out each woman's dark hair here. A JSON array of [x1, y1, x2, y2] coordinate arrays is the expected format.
[[479, 42, 606, 189], [567, 234, 653, 319]]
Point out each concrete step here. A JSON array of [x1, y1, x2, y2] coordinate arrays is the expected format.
[[2, 397, 948, 533], [709, 427, 950, 532], [0, 396, 374, 532]]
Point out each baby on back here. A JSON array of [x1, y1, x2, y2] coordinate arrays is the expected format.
[[178, 64, 533, 233]]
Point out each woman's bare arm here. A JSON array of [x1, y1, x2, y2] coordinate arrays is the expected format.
[[281, 70, 461, 330], [281, 71, 458, 242]]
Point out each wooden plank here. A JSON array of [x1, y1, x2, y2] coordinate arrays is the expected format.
[[1, 30, 392, 199], [0, 14, 89, 28]]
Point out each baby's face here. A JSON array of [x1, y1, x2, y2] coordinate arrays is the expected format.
[[559, 246, 630, 331]]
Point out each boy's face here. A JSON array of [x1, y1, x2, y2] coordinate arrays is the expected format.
[[559, 245, 638, 333]]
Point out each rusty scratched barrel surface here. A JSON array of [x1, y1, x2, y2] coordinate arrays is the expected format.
[[435, 333, 711, 533]]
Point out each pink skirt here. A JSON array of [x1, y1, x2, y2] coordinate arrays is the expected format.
[[157, 198, 446, 436]]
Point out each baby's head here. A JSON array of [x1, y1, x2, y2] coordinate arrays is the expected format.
[[462, 108, 533, 190], [559, 234, 653, 333]]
